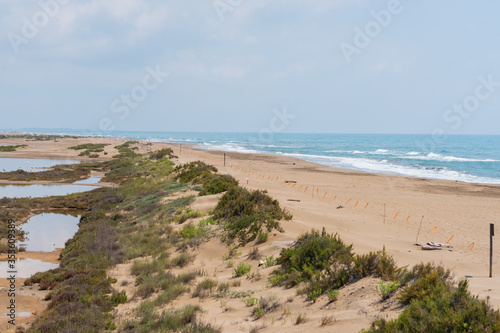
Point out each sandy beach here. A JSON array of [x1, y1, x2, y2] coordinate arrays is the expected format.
[[2, 135, 500, 331]]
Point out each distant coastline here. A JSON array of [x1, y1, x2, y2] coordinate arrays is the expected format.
[[2, 129, 500, 185]]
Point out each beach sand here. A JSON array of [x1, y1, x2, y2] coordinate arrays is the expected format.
[[1, 135, 500, 331]]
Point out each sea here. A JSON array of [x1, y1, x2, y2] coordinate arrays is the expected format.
[[3, 129, 500, 185]]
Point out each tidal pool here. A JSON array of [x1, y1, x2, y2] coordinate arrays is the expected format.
[[0, 184, 98, 198], [18, 213, 81, 252], [73, 171, 102, 185], [0, 213, 81, 278], [0, 258, 60, 278], [0, 158, 80, 172]]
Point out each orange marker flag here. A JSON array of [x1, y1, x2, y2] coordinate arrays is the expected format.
[[268, 176, 271, 180], [323, 192, 328, 199], [304, 186, 309, 193], [405, 215, 411, 222], [365, 203, 369, 208], [445, 235, 454, 245], [355, 201, 359, 207], [292, 183, 297, 188], [333, 195, 337, 200], [276, 177, 279, 181], [346, 199, 351, 205], [393, 212, 399, 220], [467, 242, 475, 250], [316, 188, 319, 194], [299, 185, 303, 189], [271, 177, 274, 181], [431, 226, 437, 232]]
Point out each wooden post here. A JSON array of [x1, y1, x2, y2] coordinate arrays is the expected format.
[[490, 223, 494, 278], [416, 215, 424, 244]]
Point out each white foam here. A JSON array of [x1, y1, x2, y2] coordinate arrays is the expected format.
[[281, 153, 500, 184], [404, 153, 497, 163], [195, 143, 261, 154]]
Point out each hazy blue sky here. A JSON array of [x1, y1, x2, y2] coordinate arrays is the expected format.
[[1, 1, 499, 134]]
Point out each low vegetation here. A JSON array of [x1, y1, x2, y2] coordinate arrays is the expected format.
[[0, 144, 27, 152], [364, 267, 500, 332], [150, 147, 177, 160], [173, 161, 217, 184], [0, 163, 91, 182], [199, 174, 239, 196], [3, 135, 498, 332], [213, 186, 292, 245], [0, 144, 223, 331], [270, 229, 404, 296], [68, 143, 109, 157]]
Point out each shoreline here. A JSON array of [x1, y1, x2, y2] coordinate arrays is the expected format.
[[2, 135, 500, 330], [2, 131, 499, 186]]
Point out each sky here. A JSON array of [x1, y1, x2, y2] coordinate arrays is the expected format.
[[1, 0, 500, 135]]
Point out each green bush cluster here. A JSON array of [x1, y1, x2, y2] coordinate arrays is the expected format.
[[69, 143, 109, 157], [113, 141, 140, 159], [173, 161, 218, 184], [150, 147, 177, 160], [271, 228, 354, 290], [199, 174, 239, 195], [270, 229, 403, 298], [365, 268, 500, 332], [214, 187, 292, 245], [0, 164, 91, 183], [234, 262, 252, 277], [0, 144, 27, 152]]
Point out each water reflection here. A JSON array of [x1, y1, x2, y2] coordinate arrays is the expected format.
[[73, 172, 101, 185], [0, 158, 80, 172], [0, 184, 97, 198], [0, 258, 59, 278], [19, 213, 80, 252]]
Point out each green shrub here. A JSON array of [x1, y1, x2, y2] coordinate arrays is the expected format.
[[365, 279, 500, 332], [271, 228, 353, 289], [150, 148, 176, 160], [199, 174, 238, 195], [233, 263, 252, 277], [308, 289, 322, 303], [0, 144, 27, 152], [353, 246, 404, 281], [264, 255, 276, 268], [254, 306, 264, 319], [180, 223, 207, 239], [326, 289, 339, 302], [174, 161, 217, 184], [214, 187, 291, 245], [175, 208, 204, 224], [193, 279, 218, 298], [376, 281, 400, 299], [257, 231, 268, 244], [111, 290, 127, 306], [245, 297, 259, 307], [69, 143, 109, 157]]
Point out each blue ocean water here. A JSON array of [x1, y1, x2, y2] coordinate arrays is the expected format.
[[5, 129, 500, 184]]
